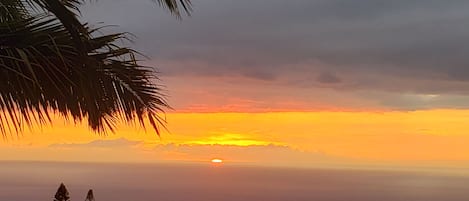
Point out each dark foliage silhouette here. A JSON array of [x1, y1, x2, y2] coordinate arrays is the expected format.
[[53, 183, 95, 201], [54, 183, 70, 201], [0, 0, 191, 135], [85, 189, 95, 201]]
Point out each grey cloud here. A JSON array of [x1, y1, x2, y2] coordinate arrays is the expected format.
[[82, 0, 469, 85], [372, 93, 469, 110], [316, 72, 341, 84], [49, 138, 142, 148], [80, 0, 469, 108]]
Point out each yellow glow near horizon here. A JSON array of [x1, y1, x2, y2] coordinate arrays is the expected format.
[[1, 109, 469, 165], [186, 133, 273, 146]]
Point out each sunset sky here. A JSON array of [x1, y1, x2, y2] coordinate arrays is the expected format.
[[2, 0, 469, 169]]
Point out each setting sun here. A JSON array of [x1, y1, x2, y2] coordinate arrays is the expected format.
[[211, 158, 223, 163]]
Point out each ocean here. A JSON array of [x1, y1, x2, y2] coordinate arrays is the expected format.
[[1, 161, 468, 201]]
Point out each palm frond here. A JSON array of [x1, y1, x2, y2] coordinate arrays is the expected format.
[[154, 0, 192, 17], [0, 0, 183, 135], [0, 0, 29, 22]]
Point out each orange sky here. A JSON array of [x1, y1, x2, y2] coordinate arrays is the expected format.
[[27, 0, 469, 172], [1, 110, 469, 169]]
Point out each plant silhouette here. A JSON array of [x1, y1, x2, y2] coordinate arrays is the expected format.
[[53, 183, 95, 201], [0, 0, 191, 135], [54, 183, 70, 201], [85, 189, 95, 201]]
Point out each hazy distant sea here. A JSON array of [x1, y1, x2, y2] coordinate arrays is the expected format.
[[1, 161, 469, 201]]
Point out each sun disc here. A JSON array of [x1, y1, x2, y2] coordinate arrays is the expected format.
[[211, 158, 223, 163]]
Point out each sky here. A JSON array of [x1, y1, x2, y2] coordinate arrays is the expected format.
[[2, 0, 469, 169], [77, 0, 469, 111]]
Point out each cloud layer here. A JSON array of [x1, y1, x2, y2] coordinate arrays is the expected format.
[[81, 0, 469, 110], [48, 138, 342, 166]]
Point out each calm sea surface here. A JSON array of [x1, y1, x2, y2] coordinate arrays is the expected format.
[[1, 161, 469, 201]]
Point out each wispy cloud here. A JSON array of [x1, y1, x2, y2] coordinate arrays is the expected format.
[[44, 138, 344, 166], [49, 138, 142, 149]]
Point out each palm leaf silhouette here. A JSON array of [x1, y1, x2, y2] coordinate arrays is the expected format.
[[0, 0, 191, 135]]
